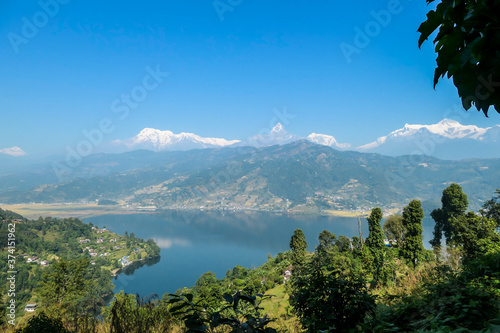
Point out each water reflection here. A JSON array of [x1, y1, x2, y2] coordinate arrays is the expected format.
[[117, 256, 162, 276], [85, 211, 435, 297]]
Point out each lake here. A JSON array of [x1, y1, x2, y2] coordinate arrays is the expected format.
[[84, 210, 435, 298]]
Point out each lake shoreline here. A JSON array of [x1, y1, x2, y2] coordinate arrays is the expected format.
[[0, 203, 371, 219], [111, 255, 161, 277]]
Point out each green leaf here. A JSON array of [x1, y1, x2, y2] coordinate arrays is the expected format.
[[418, 9, 444, 48]]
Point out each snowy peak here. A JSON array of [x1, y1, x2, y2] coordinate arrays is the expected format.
[[113, 124, 358, 153], [356, 119, 500, 159], [427, 119, 489, 139], [114, 128, 240, 152], [306, 133, 351, 150], [271, 123, 285, 134], [359, 119, 497, 151], [243, 123, 301, 147], [134, 128, 174, 145], [390, 119, 490, 140]]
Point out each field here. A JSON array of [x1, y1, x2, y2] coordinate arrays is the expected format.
[[0, 203, 142, 219], [0, 203, 371, 219]]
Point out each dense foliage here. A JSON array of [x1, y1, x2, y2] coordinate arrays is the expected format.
[[290, 248, 375, 332], [419, 0, 500, 115]]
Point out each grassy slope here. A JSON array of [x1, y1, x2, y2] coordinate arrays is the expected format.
[[261, 285, 301, 333]]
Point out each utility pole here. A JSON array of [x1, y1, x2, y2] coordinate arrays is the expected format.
[[358, 216, 364, 250]]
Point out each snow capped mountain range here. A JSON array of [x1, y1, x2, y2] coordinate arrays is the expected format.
[[111, 123, 351, 152], [359, 119, 496, 150], [357, 119, 500, 159], [112, 128, 241, 152], [110, 119, 500, 160]]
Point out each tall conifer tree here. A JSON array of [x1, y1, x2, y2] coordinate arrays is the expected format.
[[402, 200, 425, 267]]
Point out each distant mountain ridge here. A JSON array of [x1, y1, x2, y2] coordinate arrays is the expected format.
[[107, 119, 500, 160], [1, 140, 499, 212]]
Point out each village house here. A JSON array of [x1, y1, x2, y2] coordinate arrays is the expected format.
[[283, 270, 292, 282], [25, 304, 37, 312], [40, 260, 49, 266], [119, 256, 130, 266], [79, 239, 90, 244], [3, 219, 23, 223], [282, 265, 293, 283]]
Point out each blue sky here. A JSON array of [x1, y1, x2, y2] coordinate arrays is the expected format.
[[1, 0, 499, 157]]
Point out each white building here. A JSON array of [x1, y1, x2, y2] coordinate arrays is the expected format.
[[25, 304, 37, 312]]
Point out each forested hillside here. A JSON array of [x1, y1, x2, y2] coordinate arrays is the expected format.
[[0, 209, 160, 327]]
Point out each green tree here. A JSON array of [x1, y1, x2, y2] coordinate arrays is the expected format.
[[15, 313, 69, 333], [289, 229, 308, 274], [107, 292, 171, 333], [365, 208, 385, 251], [365, 208, 386, 283], [336, 235, 353, 253], [480, 189, 500, 228], [39, 258, 90, 306], [290, 254, 375, 332], [418, 0, 500, 115], [166, 292, 277, 333], [430, 183, 468, 251], [317, 230, 336, 255], [451, 212, 500, 260], [383, 214, 405, 248], [401, 200, 425, 267], [194, 272, 223, 310]]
